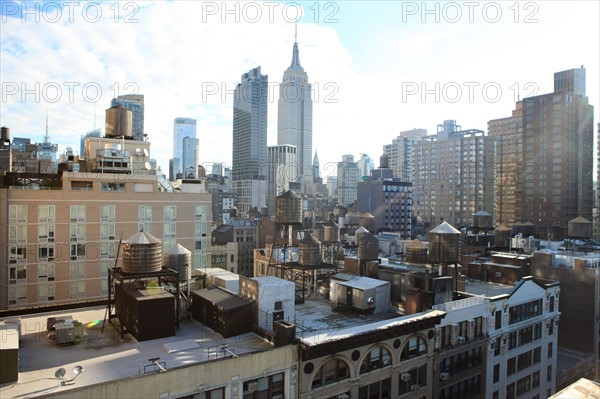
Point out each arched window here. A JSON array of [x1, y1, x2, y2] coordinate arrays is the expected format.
[[360, 346, 392, 374], [401, 335, 427, 360], [311, 359, 350, 389]]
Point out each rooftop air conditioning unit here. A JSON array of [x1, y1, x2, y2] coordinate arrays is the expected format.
[[457, 336, 466, 344], [440, 372, 450, 381], [401, 373, 412, 382]]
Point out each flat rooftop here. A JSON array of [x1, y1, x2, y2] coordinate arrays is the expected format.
[[0, 306, 272, 398], [294, 298, 444, 346], [462, 279, 514, 298]]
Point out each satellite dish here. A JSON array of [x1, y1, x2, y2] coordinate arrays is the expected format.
[[55, 368, 67, 379], [143, 148, 149, 157], [135, 148, 143, 156], [73, 365, 84, 375], [144, 162, 151, 170]]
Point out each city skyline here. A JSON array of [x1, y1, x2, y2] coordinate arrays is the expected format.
[[0, 1, 599, 176]]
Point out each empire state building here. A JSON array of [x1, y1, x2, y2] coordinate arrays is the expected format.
[[277, 29, 313, 190]]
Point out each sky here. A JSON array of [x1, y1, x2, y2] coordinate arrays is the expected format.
[[1, 0, 599, 180]]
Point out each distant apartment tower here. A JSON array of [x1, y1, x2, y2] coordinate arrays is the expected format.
[[80, 129, 101, 157], [414, 120, 494, 229], [357, 169, 413, 237], [266, 145, 299, 216], [489, 67, 594, 234], [277, 33, 313, 189], [232, 67, 268, 214], [337, 154, 360, 206], [171, 117, 196, 180], [111, 94, 144, 141], [383, 128, 427, 181]]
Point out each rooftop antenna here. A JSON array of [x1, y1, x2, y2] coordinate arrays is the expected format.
[[44, 109, 50, 144], [294, 20, 297, 43], [93, 104, 97, 131]]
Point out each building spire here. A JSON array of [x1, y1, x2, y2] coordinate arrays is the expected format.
[[290, 23, 302, 69], [45, 109, 50, 144]]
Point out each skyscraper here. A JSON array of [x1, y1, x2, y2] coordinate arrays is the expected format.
[[414, 120, 494, 229], [111, 94, 144, 141], [277, 29, 313, 189], [489, 67, 594, 234], [171, 117, 196, 180], [232, 67, 268, 214]]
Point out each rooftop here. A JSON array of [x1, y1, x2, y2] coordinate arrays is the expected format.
[[293, 298, 444, 346], [0, 306, 272, 398]]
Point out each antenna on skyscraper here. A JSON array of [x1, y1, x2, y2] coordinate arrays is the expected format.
[[93, 104, 97, 131], [45, 109, 50, 143], [294, 20, 297, 43]]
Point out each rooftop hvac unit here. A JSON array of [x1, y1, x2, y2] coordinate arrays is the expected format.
[[440, 372, 450, 381], [457, 336, 466, 344], [411, 384, 420, 391], [401, 373, 411, 382]]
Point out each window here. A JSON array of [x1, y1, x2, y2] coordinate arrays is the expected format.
[[548, 342, 553, 358], [100, 242, 116, 258], [8, 225, 27, 242], [532, 371, 540, 388], [398, 365, 426, 395], [163, 205, 176, 221], [401, 335, 427, 359], [9, 245, 26, 263], [70, 223, 86, 241], [200, 387, 225, 399], [493, 364, 500, 383], [9, 264, 27, 282], [38, 283, 55, 301], [70, 243, 86, 259], [101, 182, 125, 191], [38, 205, 55, 222], [8, 286, 27, 304], [38, 263, 55, 281], [549, 296, 555, 312], [507, 357, 516, 376], [495, 310, 502, 329], [100, 259, 112, 276], [509, 299, 542, 324], [516, 376, 531, 396], [38, 244, 55, 260], [242, 373, 284, 399], [494, 337, 501, 356], [506, 382, 515, 399], [533, 346, 541, 363], [517, 351, 532, 371], [101, 279, 109, 295], [100, 223, 115, 240], [9, 205, 27, 222], [547, 365, 552, 382], [195, 205, 207, 220], [70, 261, 85, 279], [312, 359, 349, 388], [70, 205, 86, 222], [138, 205, 152, 221], [360, 378, 391, 399], [38, 224, 55, 242], [360, 346, 391, 373], [195, 221, 207, 237], [164, 222, 176, 238], [70, 281, 86, 298], [100, 205, 115, 221]]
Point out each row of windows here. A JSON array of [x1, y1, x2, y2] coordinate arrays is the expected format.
[[8, 280, 109, 305], [509, 299, 543, 325], [8, 204, 208, 223]]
